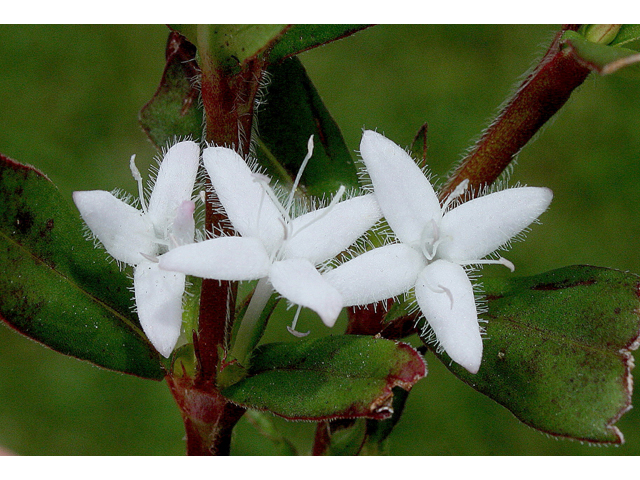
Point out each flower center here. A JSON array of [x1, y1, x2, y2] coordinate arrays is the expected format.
[[130, 154, 194, 261], [250, 135, 347, 338], [252, 136, 346, 263]]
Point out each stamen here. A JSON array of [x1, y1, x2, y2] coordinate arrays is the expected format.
[[129, 154, 148, 214], [426, 282, 454, 309], [442, 178, 470, 212], [252, 173, 291, 223], [464, 256, 515, 272], [139, 252, 159, 263], [287, 305, 310, 338], [420, 218, 442, 260], [289, 185, 346, 240], [439, 284, 454, 309], [285, 135, 314, 215]]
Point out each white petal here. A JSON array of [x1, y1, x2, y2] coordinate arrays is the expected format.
[[285, 194, 382, 265], [203, 146, 284, 253], [360, 130, 441, 245], [415, 260, 482, 374], [158, 236, 271, 281], [269, 258, 343, 327], [323, 243, 426, 306], [170, 200, 196, 247], [438, 187, 553, 262], [73, 190, 155, 265], [134, 259, 186, 358], [147, 141, 200, 232]]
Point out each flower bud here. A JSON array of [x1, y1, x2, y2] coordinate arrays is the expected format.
[[582, 24, 621, 45]]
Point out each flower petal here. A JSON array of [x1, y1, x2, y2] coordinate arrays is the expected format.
[[415, 260, 482, 374], [170, 200, 196, 247], [158, 236, 271, 281], [438, 187, 553, 262], [203, 146, 284, 253], [285, 194, 382, 265], [147, 141, 200, 232], [269, 258, 343, 327], [134, 259, 186, 358], [360, 130, 441, 245], [323, 243, 426, 306], [73, 190, 155, 265]]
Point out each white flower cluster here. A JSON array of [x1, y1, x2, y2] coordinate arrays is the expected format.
[[74, 131, 552, 373]]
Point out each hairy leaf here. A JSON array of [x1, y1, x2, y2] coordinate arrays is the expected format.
[[222, 335, 426, 421], [255, 57, 360, 195], [0, 155, 165, 379], [427, 265, 640, 443], [266, 25, 371, 63], [139, 32, 204, 148]]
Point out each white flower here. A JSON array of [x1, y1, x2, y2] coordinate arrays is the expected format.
[[73, 141, 200, 358], [158, 139, 382, 337], [324, 131, 553, 374]]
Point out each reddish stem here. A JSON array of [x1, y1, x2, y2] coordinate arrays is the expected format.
[[439, 25, 591, 200], [167, 376, 245, 455], [347, 25, 592, 340], [166, 32, 268, 455]]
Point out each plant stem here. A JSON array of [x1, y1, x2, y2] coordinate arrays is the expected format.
[[439, 25, 591, 201], [167, 27, 268, 455], [230, 277, 273, 365], [194, 28, 266, 381], [167, 376, 245, 455]]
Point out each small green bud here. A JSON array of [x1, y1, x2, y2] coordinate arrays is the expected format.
[[583, 24, 622, 45]]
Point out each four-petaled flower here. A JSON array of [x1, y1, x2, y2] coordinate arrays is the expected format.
[[73, 141, 200, 357], [158, 141, 382, 336], [324, 131, 553, 373]]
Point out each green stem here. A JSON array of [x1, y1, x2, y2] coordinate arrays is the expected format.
[[230, 277, 274, 365]]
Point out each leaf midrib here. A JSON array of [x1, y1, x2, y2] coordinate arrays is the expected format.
[[0, 226, 147, 341], [490, 310, 632, 360]]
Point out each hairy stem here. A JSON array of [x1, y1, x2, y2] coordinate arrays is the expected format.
[[439, 25, 591, 200], [168, 27, 268, 455]]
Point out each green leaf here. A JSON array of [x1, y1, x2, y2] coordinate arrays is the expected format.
[[564, 30, 640, 77], [171, 24, 371, 69], [266, 25, 372, 64], [254, 56, 360, 196], [611, 24, 640, 51], [222, 335, 426, 421], [429, 265, 640, 444], [170, 24, 287, 73], [0, 155, 165, 380], [139, 32, 204, 149], [410, 122, 430, 172]]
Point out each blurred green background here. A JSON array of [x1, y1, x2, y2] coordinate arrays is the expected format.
[[2, 24, 640, 455]]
